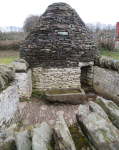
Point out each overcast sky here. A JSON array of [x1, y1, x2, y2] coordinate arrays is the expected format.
[[0, 0, 118, 28]]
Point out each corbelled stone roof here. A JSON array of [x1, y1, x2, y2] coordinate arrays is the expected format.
[[20, 2, 98, 68]]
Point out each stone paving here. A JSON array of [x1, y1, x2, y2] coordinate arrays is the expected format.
[[19, 85, 97, 131]]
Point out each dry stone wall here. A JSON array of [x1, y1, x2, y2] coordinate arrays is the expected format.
[[0, 81, 19, 142], [93, 66, 119, 104], [81, 66, 93, 86], [11, 59, 32, 99], [32, 67, 81, 91], [16, 69, 32, 99], [20, 2, 98, 68]]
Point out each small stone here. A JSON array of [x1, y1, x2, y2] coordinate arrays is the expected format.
[[56, 110, 64, 115], [40, 105, 48, 110]]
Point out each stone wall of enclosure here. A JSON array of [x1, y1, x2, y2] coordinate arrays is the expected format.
[[0, 81, 19, 142], [15, 69, 32, 99], [81, 66, 93, 86], [32, 67, 81, 91], [11, 59, 32, 99], [20, 2, 98, 68], [81, 64, 119, 104], [93, 66, 119, 104]]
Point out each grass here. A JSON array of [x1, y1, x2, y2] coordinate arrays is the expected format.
[[18, 119, 23, 127], [20, 98, 29, 102], [0, 83, 10, 93], [31, 91, 45, 99], [0, 50, 19, 65], [99, 48, 119, 60]]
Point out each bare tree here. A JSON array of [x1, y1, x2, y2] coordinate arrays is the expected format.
[[86, 23, 95, 34], [23, 14, 40, 32], [95, 22, 101, 34]]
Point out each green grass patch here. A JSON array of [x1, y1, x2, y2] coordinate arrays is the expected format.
[[0, 56, 19, 65], [99, 48, 119, 60], [0, 83, 10, 93], [31, 91, 45, 99], [18, 119, 23, 127], [0, 50, 19, 65]]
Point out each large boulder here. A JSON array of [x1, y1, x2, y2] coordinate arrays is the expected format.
[[31, 122, 54, 150], [76, 102, 119, 150], [15, 130, 32, 150], [96, 96, 119, 130], [54, 112, 76, 150], [11, 58, 29, 72], [0, 64, 15, 89]]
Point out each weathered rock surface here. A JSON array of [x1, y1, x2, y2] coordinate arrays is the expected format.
[[31, 122, 54, 150], [89, 101, 108, 119], [76, 103, 119, 150], [95, 56, 119, 72], [93, 66, 119, 104], [5, 123, 17, 139], [11, 58, 29, 72], [15, 130, 32, 150], [0, 137, 16, 150], [96, 96, 119, 130], [54, 112, 76, 150], [0, 80, 19, 143], [0, 64, 15, 88]]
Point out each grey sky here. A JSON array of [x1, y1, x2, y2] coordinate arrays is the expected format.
[[0, 0, 118, 28]]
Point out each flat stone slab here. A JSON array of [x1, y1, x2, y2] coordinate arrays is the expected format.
[[45, 88, 86, 104]]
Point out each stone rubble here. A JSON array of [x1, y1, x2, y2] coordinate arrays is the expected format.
[[15, 130, 32, 150], [11, 58, 29, 72], [96, 96, 119, 130], [76, 102, 119, 150], [31, 122, 54, 150], [0, 64, 15, 88], [54, 112, 76, 150]]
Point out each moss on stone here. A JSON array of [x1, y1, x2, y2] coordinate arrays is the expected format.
[[68, 123, 91, 150], [25, 125, 32, 130], [49, 89, 80, 95], [0, 83, 10, 93], [107, 102, 119, 110]]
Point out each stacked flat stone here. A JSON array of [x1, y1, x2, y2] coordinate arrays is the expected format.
[[20, 2, 98, 68], [95, 56, 119, 72]]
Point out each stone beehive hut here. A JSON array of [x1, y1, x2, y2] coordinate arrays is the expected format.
[[20, 2, 99, 91]]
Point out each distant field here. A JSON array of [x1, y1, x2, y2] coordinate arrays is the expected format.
[[0, 50, 19, 65], [99, 48, 119, 60]]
